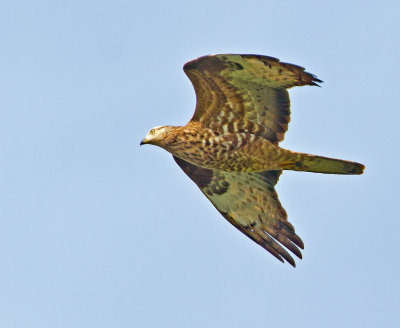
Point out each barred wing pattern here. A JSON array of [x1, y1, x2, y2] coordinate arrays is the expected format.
[[184, 54, 321, 144], [174, 156, 304, 266]]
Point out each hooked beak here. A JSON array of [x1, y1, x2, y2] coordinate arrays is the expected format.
[[140, 138, 146, 146]]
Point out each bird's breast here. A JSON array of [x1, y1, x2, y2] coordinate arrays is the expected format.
[[166, 130, 283, 172]]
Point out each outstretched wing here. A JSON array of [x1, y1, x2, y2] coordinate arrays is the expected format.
[[184, 54, 321, 144], [173, 156, 304, 267]]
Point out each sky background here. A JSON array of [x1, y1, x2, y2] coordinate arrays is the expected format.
[[1, 1, 399, 327]]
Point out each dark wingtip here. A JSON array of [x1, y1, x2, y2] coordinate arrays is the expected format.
[[283, 256, 296, 267], [311, 76, 323, 87], [285, 254, 296, 267]]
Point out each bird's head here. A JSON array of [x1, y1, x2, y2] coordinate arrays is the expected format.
[[140, 125, 175, 147]]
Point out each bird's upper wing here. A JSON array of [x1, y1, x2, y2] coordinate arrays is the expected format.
[[173, 156, 304, 266], [184, 54, 321, 144]]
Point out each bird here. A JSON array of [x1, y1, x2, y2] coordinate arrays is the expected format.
[[140, 54, 364, 267]]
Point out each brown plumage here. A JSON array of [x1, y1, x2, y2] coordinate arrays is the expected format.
[[141, 54, 365, 266]]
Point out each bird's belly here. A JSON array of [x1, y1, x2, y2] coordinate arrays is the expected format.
[[171, 133, 293, 172]]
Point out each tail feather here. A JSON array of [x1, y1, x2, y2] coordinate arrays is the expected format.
[[280, 153, 365, 175]]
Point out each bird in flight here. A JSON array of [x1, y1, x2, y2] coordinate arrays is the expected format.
[[140, 54, 364, 266]]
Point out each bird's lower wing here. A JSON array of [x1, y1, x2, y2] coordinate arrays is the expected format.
[[173, 156, 304, 267]]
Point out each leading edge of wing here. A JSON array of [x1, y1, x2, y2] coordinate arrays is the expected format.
[[183, 54, 323, 88]]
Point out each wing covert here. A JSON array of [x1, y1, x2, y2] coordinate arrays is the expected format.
[[173, 155, 304, 266], [184, 54, 321, 144]]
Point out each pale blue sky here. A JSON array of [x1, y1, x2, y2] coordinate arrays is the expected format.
[[1, 1, 399, 327]]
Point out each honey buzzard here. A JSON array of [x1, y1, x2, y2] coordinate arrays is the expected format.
[[140, 54, 364, 266]]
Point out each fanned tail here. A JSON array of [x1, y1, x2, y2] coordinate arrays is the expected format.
[[280, 152, 365, 175]]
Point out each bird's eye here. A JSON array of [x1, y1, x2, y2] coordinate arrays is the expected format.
[[150, 129, 155, 135]]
